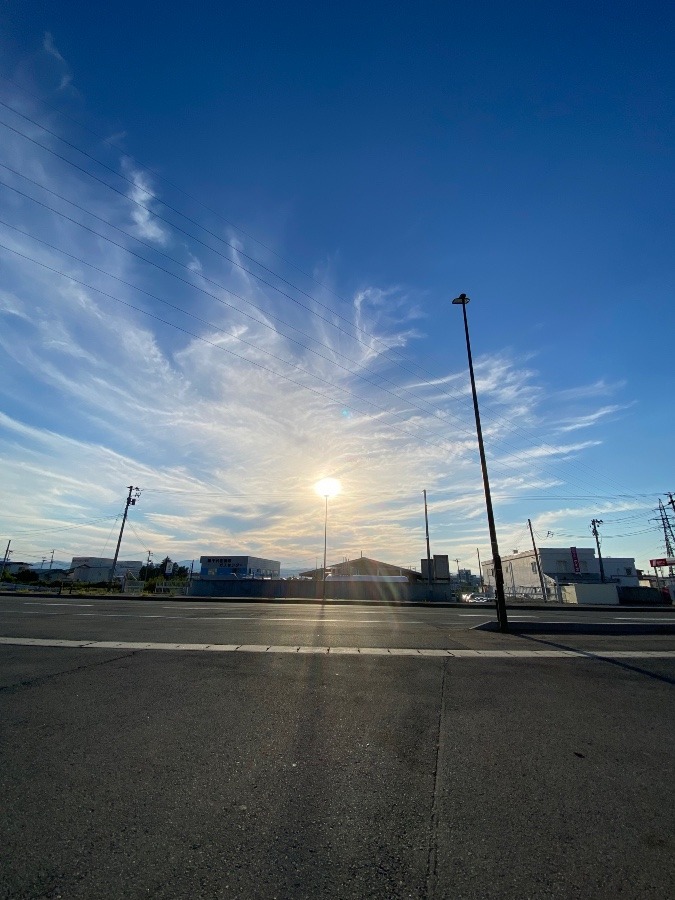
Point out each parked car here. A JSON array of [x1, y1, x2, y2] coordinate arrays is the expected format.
[[461, 592, 490, 603]]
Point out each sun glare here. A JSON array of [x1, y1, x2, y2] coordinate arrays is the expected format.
[[314, 477, 341, 499]]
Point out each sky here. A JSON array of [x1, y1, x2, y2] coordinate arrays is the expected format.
[[0, 1, 673, 575]]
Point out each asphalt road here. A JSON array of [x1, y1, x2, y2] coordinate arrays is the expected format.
[[1, 599, 674, 899], [1, 596, 675, 652]]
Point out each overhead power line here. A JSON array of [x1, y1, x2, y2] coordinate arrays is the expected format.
[[0, 111, 453, 390], [1, 75, 349, 297], [0, 100, 650, 502], [0, 238, 465, 452], [0, 176, 482, 440], [0, 204, 646, 502], [0, 213, 606, 494]]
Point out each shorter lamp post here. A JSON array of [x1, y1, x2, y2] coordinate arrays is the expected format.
[[452, 293, 508, 632], [314, 478, 341, 601]]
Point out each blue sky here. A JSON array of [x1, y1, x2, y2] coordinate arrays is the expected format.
[[0, 1, 673, 573]]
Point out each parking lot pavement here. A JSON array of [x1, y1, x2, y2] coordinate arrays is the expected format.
[[1, 645, 673, 899]]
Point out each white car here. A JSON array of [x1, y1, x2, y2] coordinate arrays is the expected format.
[[461, 592, 490, 603]]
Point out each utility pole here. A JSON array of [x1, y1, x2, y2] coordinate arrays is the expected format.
[[49, 549, 55, 570], [657, 499, 675, 577], [658, 500, 675, 557], [423, 489, 433, 586], [528, 518, 548, 602], [590, 519, 605, 583], [476, 547, 483, 591], [110, 486, 140, 589], [1, 540, 10, 580]]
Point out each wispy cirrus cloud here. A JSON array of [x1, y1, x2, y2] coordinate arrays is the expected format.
[[554, 378, 627, 401], [556, 403, 635, 432], [0, 59, 647, 572], [121, 161, 169, 245]]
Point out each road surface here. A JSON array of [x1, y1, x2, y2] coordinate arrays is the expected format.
[[1, 598, 673, 898]]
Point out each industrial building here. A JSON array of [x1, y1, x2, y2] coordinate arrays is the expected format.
[[199, 555, 280, 580], [482, 547, 638, 601], [299, 556, 421, 583]]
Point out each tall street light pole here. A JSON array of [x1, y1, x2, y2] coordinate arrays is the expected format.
[[314, 478, 341, 603], [322, 493, 329, 601], [452, 293, 508, 632]]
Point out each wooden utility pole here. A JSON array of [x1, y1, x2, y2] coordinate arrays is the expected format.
[[590, 519, 605, 583], [1, 540, 10, 580], [110, 486, 140, 589], [528, 519, 548, 602], [423, 490, 433, 585]]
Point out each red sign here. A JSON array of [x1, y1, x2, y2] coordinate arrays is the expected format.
[[570, 546, 580, 574], [650, 558, 675, 567]]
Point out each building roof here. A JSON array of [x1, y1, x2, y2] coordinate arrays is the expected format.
[[299, 556, 421, 581]]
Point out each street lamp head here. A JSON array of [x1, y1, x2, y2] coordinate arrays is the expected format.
[[314, 477, 341, 499], [452, 293, 470, 305]]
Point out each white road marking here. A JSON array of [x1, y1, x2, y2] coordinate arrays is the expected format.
[[161, 606, 217, 610], [0, 636, 673, 658], [17, 612, 433, 625], [74, 613, 191, 619], [18, 611, 66, 615], [613, 617, 675, 622], [23, 602, 94, 607]]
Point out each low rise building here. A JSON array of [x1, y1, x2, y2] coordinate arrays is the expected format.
[[69, 557, 143, 583], [200, 555, 280, 580], [1, 561, 32, 576], [482, 547, 638, 601]]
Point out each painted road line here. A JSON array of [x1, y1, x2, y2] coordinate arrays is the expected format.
[[69, 613, 432, 624], [23, 602, 94, 607], [0, 637, 674, 658], [613, 617, 675, 622], [74, 613, 194, 619], [161, 606, 217, 610], [17, 611, 67, 616]]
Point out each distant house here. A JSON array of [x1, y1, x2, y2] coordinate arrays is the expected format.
[[299, 556, 421, 583], [32, 568, 70, 583], [1, 562, 69, 582], [1, 561, 32, 576], [69, 557, 143, 582]]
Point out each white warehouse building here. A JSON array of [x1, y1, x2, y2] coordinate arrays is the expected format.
[[482, 547, 638, 601]]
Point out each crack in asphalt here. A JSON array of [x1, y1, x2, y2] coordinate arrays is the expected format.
[[426, 657, 448, 898], [0, 651, 138, 694]]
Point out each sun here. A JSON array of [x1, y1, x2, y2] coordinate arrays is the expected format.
[[314, 477, 341, 498]]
